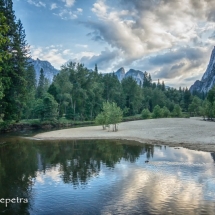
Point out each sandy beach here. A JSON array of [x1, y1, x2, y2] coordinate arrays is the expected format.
[[34, 117, 215, 152]]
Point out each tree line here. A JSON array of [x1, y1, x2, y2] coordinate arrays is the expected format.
[[0, 0, 33, 125], [1, 0, 215, 130], [28, 62, 200, 122], [22, 61, 215, 124]]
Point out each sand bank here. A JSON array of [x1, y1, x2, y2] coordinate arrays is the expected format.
[[34, 117, 215, 152]]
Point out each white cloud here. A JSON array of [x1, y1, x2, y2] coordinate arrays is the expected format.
[[27, 0, 215, 87], [73, 51, 97, 62], [80, 48, 122, 71], [31, 47, 43, 56], [62, 49, 71, 55], [79, 0, 215, 87], [50, 3, 57, 10], [75, 44, 88, 48], [54, 10, 74, 20], [27, 0, 46, 7], [77, 8, 83, 13], [30, 45, 97, 69], [31, 46, 67, 69], [54, 8, 82, 20], [62, 0, 75, 8], [91, 0, 107, 17], [39, 1, 45, 7]]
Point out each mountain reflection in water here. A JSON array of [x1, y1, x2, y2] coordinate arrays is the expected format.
[[0, 139, 215, 215]]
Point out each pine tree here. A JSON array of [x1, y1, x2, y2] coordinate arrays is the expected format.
[[148, 74, 152, 87], [143, 71, 152, 88], [157, 79, 161, 90], [26, 64, 36, 91], [207, 86, 215, 104], [36, 68, 45, 99], [152, 82, 156, 89], [183, 87, 192, 112], [161, 81, 165, 91], [22, 64, 37, 119], [0, 0, 29, 121], [95, 64, 98, 73], [0, 12, 10, 100]]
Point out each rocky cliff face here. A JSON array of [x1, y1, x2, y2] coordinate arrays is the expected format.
[[113, 67, 145, 85], [114, 67, 125, 82], [190, 47, 215, 93], [29, 58, 59, 83], [29, 58, 146, 86], [125, 69, 145, 85]]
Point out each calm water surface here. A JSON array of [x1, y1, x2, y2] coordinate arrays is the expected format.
[[0, 137, 215, 215]]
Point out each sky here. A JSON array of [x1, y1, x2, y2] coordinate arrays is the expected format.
[[13, 0, 215, 88]]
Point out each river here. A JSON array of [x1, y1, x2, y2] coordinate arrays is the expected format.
[[0, 132, 215, 214]]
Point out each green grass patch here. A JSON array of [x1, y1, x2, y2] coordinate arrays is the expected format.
[[18, 119, 40, 125], [19, 117, 95, 127], [123, 114, 142, 121]]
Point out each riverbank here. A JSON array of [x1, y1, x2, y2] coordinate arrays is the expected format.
[[0, 119, 94, 133], [0, 115, 144, 133], [34, 117, 215, 152]]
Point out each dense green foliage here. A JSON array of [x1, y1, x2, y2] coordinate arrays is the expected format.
[[200, 86, 215, 120], [95, 112, 107, 129], [2, 0, 215, 130], [0, 0, 30, 122], [162, 106, 171, 117], [152, 105, 162, 118], [0, 12, 10, 101], [141, 108, 151, 119], [95, 101, 123, 131]]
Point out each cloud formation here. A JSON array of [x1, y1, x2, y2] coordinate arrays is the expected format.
[[78, 0, 215, 87], [26, 0, 215, 87], [80, 48, 121, 70], [54, 9, 78, 20], [31, 45, 97, 69], [31, 45, 69, 69], [27, 0, 46, 7], [53, 5, 82, 20], [62, 0, 75, 8], [50, 3, 57, 10]]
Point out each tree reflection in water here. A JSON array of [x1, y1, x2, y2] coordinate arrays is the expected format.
[[0, 139, 37, 215], [0, 138, 152, 214], [36, 140, 149, 186]]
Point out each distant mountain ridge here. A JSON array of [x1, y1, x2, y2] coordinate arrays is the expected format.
[[112, 67, 147, 85], [190, 47, 215, 93], [114, 67, 125, 82], [29, 58, 59, 83], [29, 58, 149, 85]]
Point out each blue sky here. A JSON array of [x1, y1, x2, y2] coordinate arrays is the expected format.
[[13, 0, 215, 88]]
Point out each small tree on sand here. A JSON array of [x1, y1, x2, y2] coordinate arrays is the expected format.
[[95, 102, 123, 131], [172, 104, 182, 117], [141, 108, 151, 119], [162, 106, 170, 117], [152, 105, 163, 118], [95, 112, 107, 130]]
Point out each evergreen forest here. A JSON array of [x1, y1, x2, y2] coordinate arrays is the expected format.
[[1, 0, 215, 131]]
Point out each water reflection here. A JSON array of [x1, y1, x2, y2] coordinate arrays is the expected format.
[[0, 139, 214, 214], [35, 140, 146, 186], [0, 139, 37, 214]]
